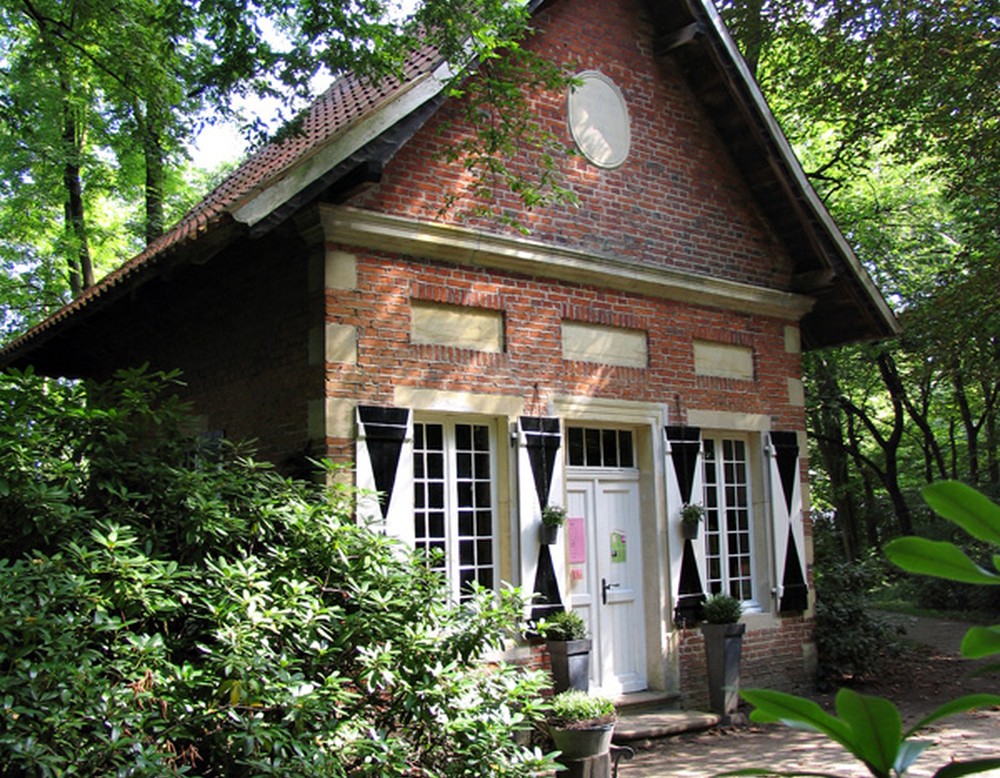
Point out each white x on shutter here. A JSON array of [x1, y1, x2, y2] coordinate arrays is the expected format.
[[356, 405, 414, 544], [517, 416, 565, 622], [767, 431, 808, 613], [665, 426, 706, 627]]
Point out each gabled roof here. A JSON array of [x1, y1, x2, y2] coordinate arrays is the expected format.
[[0, 0, 896, 370]]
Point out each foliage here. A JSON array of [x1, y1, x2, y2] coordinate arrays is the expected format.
[[732, 481, 1000, 777], [813, 555, 900, 683], [718, 0, 1000, 557], [539, 609, 588, 641], [0, 0, 577, 339], [681, 502, 705, 527], [702, 592, 743, 625], [541, 504, 567, 528], [547, 690, 616, 729], [0, 367, 559, 776]]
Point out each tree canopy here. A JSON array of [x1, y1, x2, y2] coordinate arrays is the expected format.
[[718, 0, 999, 561], [0, 0, 568, 334]]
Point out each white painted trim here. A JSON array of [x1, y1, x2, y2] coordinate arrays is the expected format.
[[230, 60, 457, 227], [552, 395, 670, 427], [393, 386, 524, 418], [321, 206, 815, 321], [687, 409, 770, 432]]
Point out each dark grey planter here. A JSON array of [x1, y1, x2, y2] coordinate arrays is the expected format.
[[700, 622, 745, 723], [550, 723, 614, 761], [540, 523, 560, 545], [681, 522, 700, 540], [547, 638, 592, 693]]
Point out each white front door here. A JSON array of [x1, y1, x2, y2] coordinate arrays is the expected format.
[[566, 472, 646, 695]]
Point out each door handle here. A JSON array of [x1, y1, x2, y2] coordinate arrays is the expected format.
[[602, 577, 620, 605]]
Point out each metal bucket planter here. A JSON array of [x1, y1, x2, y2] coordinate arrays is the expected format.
[[550, 722, 615, 761]]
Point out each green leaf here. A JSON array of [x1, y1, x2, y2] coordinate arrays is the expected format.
[[934, 758, 1000, 778], [960, 626, 1000, 659], [894, 738, 933, 775], [906, 694, 1000, 737], [884, 538, 1000, 585], [833, 689, 901, 775], [741, 689, 853, 751], [921, 481, 1000, 546]]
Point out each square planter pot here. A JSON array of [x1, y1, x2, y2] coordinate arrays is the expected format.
[[547, 638, 592, 693], [700, 622, 745, 723]]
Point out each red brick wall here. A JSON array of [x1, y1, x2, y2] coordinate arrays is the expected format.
[[356, 0, 793, 292], [319, 250, 805, 456], [678, 618, 815, 710]]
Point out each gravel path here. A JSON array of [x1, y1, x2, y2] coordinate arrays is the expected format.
[[620, 614, 1000, 777]]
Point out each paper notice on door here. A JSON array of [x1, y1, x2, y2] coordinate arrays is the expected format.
[[567, 517, 586, 563], [611, 530, 626, 563]]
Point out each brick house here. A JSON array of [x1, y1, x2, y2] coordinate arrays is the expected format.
[[0, 0, 896, 705]]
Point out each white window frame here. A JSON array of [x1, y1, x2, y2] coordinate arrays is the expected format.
[[701, 433, 759, 607], [413, 416, 499, 603]]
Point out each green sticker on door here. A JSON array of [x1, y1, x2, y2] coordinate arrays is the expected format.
[[611, 530, 627, 563]]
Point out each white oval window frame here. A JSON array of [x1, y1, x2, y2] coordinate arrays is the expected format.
[[567, 70, 631, 170]]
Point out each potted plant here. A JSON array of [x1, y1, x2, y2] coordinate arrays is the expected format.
[[680, 502, 704, 539], [540, 504, 567, 545], [539, 609, 591, 693], [546, 689, 617, 765], [700, 591, 745, 723]]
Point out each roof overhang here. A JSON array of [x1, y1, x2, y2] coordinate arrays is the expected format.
[[644, 0, 898, 348]]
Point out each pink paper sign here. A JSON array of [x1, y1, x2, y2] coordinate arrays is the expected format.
[[567, 517, 586, 564]]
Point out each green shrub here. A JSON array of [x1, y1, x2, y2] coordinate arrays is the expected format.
[[539, 609, 588, 641], [734, 482, 1000, 778], [814, 555, 901, 683], [547, 690, 616, 728], [0, 367, 558, 777], [702, 592, 743, 624]]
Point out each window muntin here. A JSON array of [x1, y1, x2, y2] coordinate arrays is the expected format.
[[414, 420, 496, 602], [567, 427, 635, 468], [703, 436, 754, 602]]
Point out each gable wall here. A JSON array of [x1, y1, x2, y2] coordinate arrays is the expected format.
[[355, 0, 793, 291], [64, 229, 323, 472]]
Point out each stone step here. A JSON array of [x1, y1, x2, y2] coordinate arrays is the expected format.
[[612, 708, 720, 744], [613, 690, 682, 714]]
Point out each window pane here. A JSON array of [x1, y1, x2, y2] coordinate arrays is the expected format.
[[585, 428, 602, 465], [457, 451, 472, 478], [619, 431, 634, 467], [568, 428, 584, 465], [602, 429, 618, 467], [413, 418, 495, 602], [702, 435, 754, 603]]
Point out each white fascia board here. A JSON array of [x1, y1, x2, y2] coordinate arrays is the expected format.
[[230, 59, 458, 227], [321, 205, 815, 321]]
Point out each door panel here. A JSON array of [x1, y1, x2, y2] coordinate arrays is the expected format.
[[567, 473, 646, 695]]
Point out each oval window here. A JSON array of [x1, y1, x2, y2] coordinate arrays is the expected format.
[[567, 71, 631, 169]]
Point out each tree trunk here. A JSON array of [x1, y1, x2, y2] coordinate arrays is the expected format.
[[953, 368, 981, 484], [60, 69, 93, 295], [135, 99, 166, 244], [875, 352, 913, 535], [807, 355, 862, 558]]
